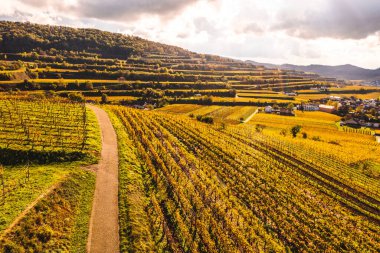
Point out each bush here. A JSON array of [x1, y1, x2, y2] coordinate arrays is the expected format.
[[291, 125, 302, 138], [255, 124, 266, 133], [196, 115, 214, 124], [101, 93, 109, 104], [36, 225, 54, 243], [68, 92, 85, 103], [2, 240, 25, 253]]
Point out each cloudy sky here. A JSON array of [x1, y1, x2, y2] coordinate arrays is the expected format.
[[1, 0, 380, 69]]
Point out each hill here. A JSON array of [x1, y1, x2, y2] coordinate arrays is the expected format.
[[0, 21, 193, 59], [248, 60, 380, 81], [0, 21, 349, 107]]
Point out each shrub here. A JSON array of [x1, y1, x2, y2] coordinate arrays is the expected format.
[[291, 125, 302, 138]]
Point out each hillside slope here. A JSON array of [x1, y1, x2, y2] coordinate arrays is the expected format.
[[248, 60, 380, 81], [0, 21, 196, 59]]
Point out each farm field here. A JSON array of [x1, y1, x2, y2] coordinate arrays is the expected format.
[[0, 97, 101, 252], [0, 20, 379, 253], [247, 111, 380, 164], [158, 104, 258, 124], [297, 92, 380, 100], [106, 106, 380, 252]]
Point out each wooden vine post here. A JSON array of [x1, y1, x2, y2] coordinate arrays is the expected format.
[[0, 164, 4, 202]]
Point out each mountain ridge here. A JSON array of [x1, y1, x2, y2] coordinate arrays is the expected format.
[[247, 60, 380, 81]]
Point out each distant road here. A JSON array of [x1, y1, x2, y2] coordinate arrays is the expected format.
[[242, 108, 259, 123], [87, 105, 119, 253]]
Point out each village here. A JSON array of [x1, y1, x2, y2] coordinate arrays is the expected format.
[[264, 95, 380, 128]]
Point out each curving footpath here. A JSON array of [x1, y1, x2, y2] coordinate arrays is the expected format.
[[87, 105, 119, 253]]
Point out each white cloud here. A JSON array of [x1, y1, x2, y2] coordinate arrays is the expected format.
[[0, 0, 380, 69]]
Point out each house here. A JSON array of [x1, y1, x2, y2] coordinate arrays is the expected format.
[[375, 134, 380, 143], [279, 108, 295, 116], [329, 96, 341, 101], [264, 106, 273, 113], [342, 119, 361, 128], [299, 104, 319, 111], [319, 104, 336, 113], [133, 104, 145, 109]]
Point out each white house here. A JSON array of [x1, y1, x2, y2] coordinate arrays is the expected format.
[[319, 104, 336, 113], [302, 104, 319, 111], [329, 96, 341, 101], [264, 106, 273, 113]]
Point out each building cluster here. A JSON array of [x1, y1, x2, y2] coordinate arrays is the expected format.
[[361, 80, 380, 86], [264, 106, 295, 116], [298, 96, 380, 128], [296, 103, 336, 113], [338, 97, 380, 128]]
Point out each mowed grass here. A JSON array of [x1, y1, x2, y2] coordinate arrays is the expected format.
[[0, 170, 95, 252], [0, 163, 73, 231]]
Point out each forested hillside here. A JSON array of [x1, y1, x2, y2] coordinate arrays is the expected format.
[[0, 21, 196, 59]]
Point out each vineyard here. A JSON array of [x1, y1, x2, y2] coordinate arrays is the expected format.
[[107, 106, 380, 252], [0, 98, 98, 164], [158, 105, 258, 124], [0, 97, 100, 252], [0, 21, 379, 252], [248, 112, 380, 164]]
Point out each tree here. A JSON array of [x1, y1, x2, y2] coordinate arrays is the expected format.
[[255, 124, 266, 133], [280, 129, 287, 136], [287, 103, 295, 110], [68, 92, 85, 102], [81, 81, 93, 90], [291, 125, 302, 138], [101, 93, 109, 104]]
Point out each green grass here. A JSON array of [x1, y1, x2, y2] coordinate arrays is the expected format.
[[84, 105, 102, 164], [0, 163, 73, 231], [0, 170, 96, 252]]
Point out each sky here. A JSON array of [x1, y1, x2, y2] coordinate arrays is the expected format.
[[1, 0, 380, 69]]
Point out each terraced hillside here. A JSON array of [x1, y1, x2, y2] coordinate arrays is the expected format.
[[0, 21, 350, 107]]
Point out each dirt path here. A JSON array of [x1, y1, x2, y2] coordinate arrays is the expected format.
[[87, 105, 119, 253], [242, 108, 258, 123]]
